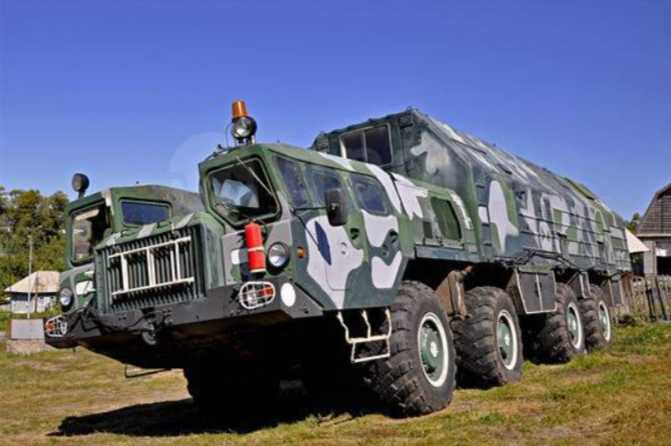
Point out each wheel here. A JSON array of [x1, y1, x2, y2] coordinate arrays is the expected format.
[[363, 281, 456, 417], [580, 285, 613, 350], [451, 286, 523, 389], [527, 283, 586, 363], [184, 359, 279, 415]]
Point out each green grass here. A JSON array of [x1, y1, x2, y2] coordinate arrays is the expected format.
[[1, 324, 670, 445], [0, 312, 10, 334]]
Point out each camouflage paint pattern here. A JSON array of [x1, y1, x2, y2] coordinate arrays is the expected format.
[[310, 109, 631, 276], [53, 108, 631, 359]]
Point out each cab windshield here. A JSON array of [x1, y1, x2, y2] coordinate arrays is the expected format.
[[209, 158, 278, 225]]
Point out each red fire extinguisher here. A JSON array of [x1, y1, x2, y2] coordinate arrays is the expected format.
[[245, 222, 266, 274]]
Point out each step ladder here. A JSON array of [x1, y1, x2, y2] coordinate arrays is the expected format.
[[336, 309, 392, 364]]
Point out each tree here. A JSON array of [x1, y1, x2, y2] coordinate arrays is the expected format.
[[0, 186, 69, 298], [627, 212, 641, 234]]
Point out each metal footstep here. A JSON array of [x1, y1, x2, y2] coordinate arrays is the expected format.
[[337, 309, 392, 364]]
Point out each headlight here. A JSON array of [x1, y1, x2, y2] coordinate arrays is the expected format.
[[232, 116, 257, 140], [267, 243, 289, 269], [59, 288, 74, 309]]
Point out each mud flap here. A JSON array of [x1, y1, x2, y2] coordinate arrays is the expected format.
[[435, 270, 468, 318], [566, 271, 591, 300], [601, 277, 624, 307], [507, 267, 556, 315]]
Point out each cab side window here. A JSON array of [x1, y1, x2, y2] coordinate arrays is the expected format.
[[340, 125, 392, 166], [352, 175, 388, 215], [72, 204, 109, 262], [276, 157, 311, 208], [308, 166, 349, 211]]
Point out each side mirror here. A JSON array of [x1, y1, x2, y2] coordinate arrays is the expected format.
[[325, 188, 348, 227]]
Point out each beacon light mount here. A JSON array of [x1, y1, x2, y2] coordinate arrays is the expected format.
[[230, 100, 257, 146]]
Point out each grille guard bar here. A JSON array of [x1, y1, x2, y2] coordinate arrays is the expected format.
[[108, 235, 195, 298]]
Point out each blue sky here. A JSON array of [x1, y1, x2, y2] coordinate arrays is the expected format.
[[1, 0, 669, 219]]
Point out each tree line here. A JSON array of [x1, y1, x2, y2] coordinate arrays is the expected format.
[[0, 185, 69, 298]]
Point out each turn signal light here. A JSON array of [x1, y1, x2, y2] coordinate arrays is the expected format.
[[296, 247, 306, 259]]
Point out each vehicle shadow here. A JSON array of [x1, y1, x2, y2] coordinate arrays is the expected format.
[[50, 388, 379, 437]]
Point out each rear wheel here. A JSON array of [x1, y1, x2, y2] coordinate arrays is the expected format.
[[451, 287, 523, 388], [363, 281, 456, 417], [526, 283, 586, 363], [580, 285, 613, 350]]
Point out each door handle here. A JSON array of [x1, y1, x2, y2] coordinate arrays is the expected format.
[[389, 230, 399, 247]]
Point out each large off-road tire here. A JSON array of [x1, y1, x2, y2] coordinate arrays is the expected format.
[[580, 285, 613, 351], [527, 283, 586, 363], [364, 281, 456, 417], [184, 360, 279, 415], [451, 286, 523, 389]]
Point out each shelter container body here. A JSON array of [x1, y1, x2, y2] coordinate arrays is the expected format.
[[310, 109, 630, 312]]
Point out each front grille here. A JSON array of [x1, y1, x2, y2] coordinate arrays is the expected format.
[[98, 226, 205, 313]]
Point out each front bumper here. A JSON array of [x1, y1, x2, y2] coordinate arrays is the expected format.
[[45, 278, 323, 357]]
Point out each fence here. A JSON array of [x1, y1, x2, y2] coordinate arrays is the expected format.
[[621, 275, 671, 321]]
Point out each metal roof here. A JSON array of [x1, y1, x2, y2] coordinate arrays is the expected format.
[[4, 271, 60, 294], [637, 182, 671, 237]]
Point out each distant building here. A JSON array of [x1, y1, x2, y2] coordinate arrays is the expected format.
[[626, 229, 649, 276], [4, 271, 59, 314], [637, 182, 671, 276]]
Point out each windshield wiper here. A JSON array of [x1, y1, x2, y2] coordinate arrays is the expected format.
[[218, 200, 256, 221], [234, 156, 275, 198]]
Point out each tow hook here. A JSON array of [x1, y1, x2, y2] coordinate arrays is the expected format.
[[140, 321, 158, 347]]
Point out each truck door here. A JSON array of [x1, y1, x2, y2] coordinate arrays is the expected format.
[[349, 173, 403, 293], [304, 165, 366, 305]]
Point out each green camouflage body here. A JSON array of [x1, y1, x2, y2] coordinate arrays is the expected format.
[[48, 109, 630, 367], [310, 109, 631, 276]]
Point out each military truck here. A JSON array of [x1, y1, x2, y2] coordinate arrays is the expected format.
[[46, 103, 630, 418]]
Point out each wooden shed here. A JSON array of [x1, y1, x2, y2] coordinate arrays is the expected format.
[[637, 182, 671, 275]]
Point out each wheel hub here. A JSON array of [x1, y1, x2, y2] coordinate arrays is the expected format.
[[599, 302, 611, 341], [418, 313, 448, 386], [567, 303, 582, 348], [420, 326, 442, 373], [497, 311, 518, 369]]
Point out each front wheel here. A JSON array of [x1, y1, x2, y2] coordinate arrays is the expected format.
[[363, 281, 456, 417]]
